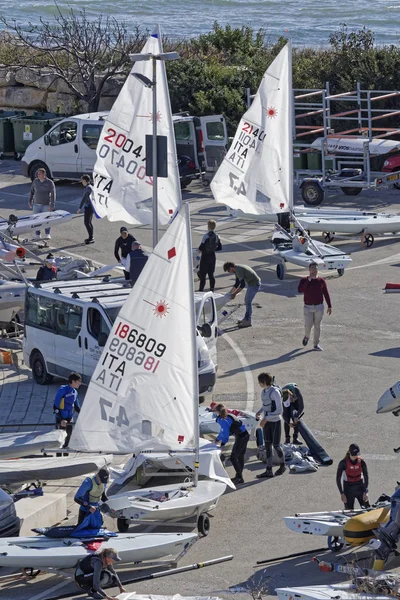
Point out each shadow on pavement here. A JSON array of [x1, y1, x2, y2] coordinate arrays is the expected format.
[[370, 347, 400, 358]]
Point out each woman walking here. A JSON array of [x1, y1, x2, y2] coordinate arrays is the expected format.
[[214, 403, 249, 485], [256, 372, 286, 478], [77, 174, 95, 244], [336, 443, 370, 509]]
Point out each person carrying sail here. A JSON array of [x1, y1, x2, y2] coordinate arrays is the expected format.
[[198, 219, 222, 292], [213, 403, 249, 485], [74, 468, 110, 525], [256, 372, 286, 478], [336, 443, 370, 510], [74, 547, 126, 600]]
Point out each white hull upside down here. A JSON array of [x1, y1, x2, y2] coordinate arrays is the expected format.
[[276, 584, 392, 600], [0, 531, 196, 569], [296, 207, 400, 236], [283, 509, 364, 537], [104, 480, 227, 524], [0, 210, 72, 237]]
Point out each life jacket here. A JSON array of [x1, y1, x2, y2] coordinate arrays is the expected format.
[[261, 385, 281, 415], [89, 476, 104, 505], [345, 457, 363, 483]]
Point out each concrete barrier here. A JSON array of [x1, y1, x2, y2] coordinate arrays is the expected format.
[[16, 493, 67, 536]]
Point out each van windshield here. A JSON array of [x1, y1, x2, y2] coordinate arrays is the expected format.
[[105, 306, 121, 324]]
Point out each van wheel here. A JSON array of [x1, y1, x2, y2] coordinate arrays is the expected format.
[[117, 517, 130, 533], [31, 351, 53, 385], [28, 161, 51, 182]]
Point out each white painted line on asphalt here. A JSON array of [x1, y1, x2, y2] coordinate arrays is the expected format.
[[222, 333, 255, 411], [29, 578, 72, 600], [346, 252, 400, 271]]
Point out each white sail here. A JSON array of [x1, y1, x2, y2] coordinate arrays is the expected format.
[[70, 207, 197, 454], [211, 44, 292, 215], [91, 27, 181, 225]]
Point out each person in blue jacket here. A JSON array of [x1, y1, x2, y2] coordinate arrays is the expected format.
[[53, 372, 82, 454], [127, 241, 148, 286], [213, 403, 249, 485], [75, 468, 110, 525]]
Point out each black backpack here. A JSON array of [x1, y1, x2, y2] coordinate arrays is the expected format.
[[203, 232, 218, 254]]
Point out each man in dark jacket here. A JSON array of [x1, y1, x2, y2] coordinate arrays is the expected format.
[[127, 241, 148, 286], [198, 219, 222, 292], [114, 227, 136, 280], [36, 256, 57, 281]]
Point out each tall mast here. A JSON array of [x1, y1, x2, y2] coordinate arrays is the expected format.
[[288, 39, 294, 214], [184, 202, 200, 486]]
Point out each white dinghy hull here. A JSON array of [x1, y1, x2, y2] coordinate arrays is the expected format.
[[0, 531, 197, 570], [104, 480, 227, 524], [377, 382, 400, 414], [273, 232, 352, 272], [296, 209, 400, 236], [284, 513, 349, 537], [0, 210, 72, 237], [0, 429, 66, 459], [0, 454, 113, 487], [276, 584, 391, 600]]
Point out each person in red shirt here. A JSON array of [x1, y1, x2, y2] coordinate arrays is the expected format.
[[298, 262, 332, 351]]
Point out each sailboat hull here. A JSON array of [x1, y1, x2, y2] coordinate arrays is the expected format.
[[297, 211, 400, 236], [0, 210, 72, 237], [0, 531, 196, 569], [104, 480, 227, 524], [276, 584, 390, 600]]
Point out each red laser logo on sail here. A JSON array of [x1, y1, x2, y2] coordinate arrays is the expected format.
[[267, 106, 277, 118], [143, 299, 169, 317]]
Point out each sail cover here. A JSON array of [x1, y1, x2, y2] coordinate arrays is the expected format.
[[211, 44, 292, 215], [70, 207, 197, 454], [91, 27, 181, 225]]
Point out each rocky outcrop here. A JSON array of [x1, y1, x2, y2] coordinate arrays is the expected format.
[[0, 67, 123, 115]]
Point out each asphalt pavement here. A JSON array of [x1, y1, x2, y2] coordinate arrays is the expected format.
[[1, 161, 400, 599]]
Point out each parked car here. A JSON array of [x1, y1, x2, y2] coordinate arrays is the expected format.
[[178, 154, 198, 189], [0, 488, 20, 537], [383, 155, 400, 188]]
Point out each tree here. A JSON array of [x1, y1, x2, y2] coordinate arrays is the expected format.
[[0, 4, 147, 111]]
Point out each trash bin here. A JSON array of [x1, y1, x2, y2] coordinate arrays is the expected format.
[[307, 151, 322, 171], [0, 110, 26, 158], [293, 150, 308, 171], [11, 112, 63, 158]]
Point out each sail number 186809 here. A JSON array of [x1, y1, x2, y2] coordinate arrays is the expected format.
[[109, 321, 167, 374]]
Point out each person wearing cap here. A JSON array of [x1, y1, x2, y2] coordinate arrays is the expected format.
[[36, 255, 58, 281], [74, 467, 109, 525], [114, 227, 136, 280], [281, 383, 304, 445], [336, 444, 370, 509], [126, 240, 149, 286], [74, 547, 126, 599], [298, 262, 332, 351]]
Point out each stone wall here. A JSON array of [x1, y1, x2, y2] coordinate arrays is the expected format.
[[0, 68, 123, 114]]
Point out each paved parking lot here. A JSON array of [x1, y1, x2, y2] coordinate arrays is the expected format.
[[1, 160, 400, 599]]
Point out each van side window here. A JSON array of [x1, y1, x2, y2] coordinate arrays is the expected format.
[[205, 121, 225, 141], [82, 124, 103, 149], [49, 121, 77, 146], [25, 291, 54, 331], [87, 307, 109, 341], [54, 302, 82, 339]]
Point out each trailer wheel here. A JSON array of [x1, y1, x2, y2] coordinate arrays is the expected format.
[[198, 514, 210, 536], [362, 233, 374, 248], [117, 517, 130, 533], [327, 535, 344, 553], [337, 269, 344, 277], [323, 231, 334, 242], [341, 187, 362, 196], [394, 183, 400, 190], [276, 263, 285, 280], [302, 182, 324, 206]]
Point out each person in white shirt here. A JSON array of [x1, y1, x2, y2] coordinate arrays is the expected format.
[[255, 372, 286, 478]]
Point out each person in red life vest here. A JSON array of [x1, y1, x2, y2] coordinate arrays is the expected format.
[[298, 262, 332, 351], [336, 443, 370, 509]]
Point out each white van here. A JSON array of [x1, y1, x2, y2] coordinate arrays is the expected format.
[[22, 279, 218, 397], [20, 112, 228, 182]]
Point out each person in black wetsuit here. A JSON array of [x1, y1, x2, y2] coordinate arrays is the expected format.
[[77, 174, 95, 244], [281, 383, 304, 445], [74, 547, 126, 599], [336, 443, 370, 509], [213, 403, 249, 485], [198, 219, 222, 292]]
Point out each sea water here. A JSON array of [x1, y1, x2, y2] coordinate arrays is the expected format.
[[1, 0, 399, 46]]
